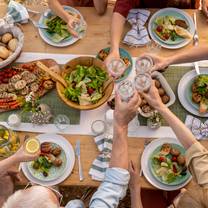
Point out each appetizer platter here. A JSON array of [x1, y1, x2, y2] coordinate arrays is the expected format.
[[138, 72, 176, 117], [27, 142, 67, 181], [150, 143, 189, 185], [148, 8, 195, 49], [141, 138, 191, 191], [21, 133, 75, 186], [0, 25, 24, 69], [38, 6, 86, 47], [0, 59, 58, 112], [56, 56, 114, 110], [97, 47, 133, 82], [178, 68, 208, 117]]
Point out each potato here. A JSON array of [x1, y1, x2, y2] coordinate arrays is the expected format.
[[8, 50, 13, 56], [0, 46, 9, 59], [158, 88, 165, 96], [177, 155, 185, 166], [2, 33, 13, 44], [154, 79, 161, 88], [170, 147, 180, 156], [162, 95, 170, 104], [8, 38, 18, 52]]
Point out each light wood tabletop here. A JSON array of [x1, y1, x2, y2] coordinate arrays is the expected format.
[[1, 3, 208, 189]]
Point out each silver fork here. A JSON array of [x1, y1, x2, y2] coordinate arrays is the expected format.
[[193, 12, 200, 75], [139, 139, 152, 176]]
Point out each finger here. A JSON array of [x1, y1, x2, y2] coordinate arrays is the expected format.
[[68, 27, 78, 38], [130, 160, 135, 171], [129, 92, 139, 106], [115, 91, 122, 106]]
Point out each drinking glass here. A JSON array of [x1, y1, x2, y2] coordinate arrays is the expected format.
[[146, 40, 161, 54], [134, 73, 152, 92], [118, 80, 135, 102], [135, 56, 153, 75], [54, 114, 70, 131]]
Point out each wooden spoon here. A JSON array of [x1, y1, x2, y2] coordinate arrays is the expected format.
[[36, 61, 68, 88]]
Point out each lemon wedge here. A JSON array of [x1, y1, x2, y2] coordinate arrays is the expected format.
[[25, 138, 40, 154]]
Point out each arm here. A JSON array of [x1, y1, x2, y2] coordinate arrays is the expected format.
[[48, 0, 80, 36], [90, 93, 141, 208], [93, 0, 107, 15], [141, 46, 208, 72], [142, 81, 196, 150], [202, 0, 208, 20]]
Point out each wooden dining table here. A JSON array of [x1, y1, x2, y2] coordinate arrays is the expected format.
[[0, 3, 208, 190]]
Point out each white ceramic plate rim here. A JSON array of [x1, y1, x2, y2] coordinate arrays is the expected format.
[[177, 68, 208, 117], [38, 6, 84, 47], [148, 8, 195, 49], [21, 133, 75, 186], [141, 137, 192, 191]]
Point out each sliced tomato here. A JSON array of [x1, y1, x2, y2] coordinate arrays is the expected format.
[[156, 25, 163, 33], [87, 87, 94, 95]]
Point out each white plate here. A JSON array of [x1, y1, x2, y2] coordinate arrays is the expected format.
[[148, 8, 195, 49], [141, 138, 192, 191], [21, 133, 75, 186], [38, 6, 86, 47], [178, 68, 208, 117], [138, 71, 176, 117]]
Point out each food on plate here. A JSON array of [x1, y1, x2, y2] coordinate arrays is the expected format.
[[44, 11, 82, 43], [0, 60, 56, 111], [191, 75, 208, 113], [64, 64, 107, 105], [151, 143, 187, 183], [139, 78, 170, 114], [97, 49, 131, 67], [0, 32, 19, 62], [154, 16, 192, 42], [32, 142, 63, 177]]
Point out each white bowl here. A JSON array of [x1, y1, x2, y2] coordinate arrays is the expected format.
[[0, 25, 24, 69], [138, 71, 176, 117]]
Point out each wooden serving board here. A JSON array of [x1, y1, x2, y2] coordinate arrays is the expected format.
[[0, 59, 60, 113]]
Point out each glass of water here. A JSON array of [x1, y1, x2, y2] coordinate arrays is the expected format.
[[118, 80, 135, 102], [134, 73, 152, 93]]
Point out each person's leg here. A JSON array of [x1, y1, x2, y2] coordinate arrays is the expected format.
[[93, 0, 107, 15]]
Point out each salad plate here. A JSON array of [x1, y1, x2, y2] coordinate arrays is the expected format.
[[38, 6, 86, 47], [178, 68, 208, 117], [21, 133, 75, 186], [141, 138, 192, 191], [96, 47, 133, 82], [148, 8, 195, 49]]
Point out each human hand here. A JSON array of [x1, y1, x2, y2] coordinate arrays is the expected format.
[[14, 146, 40, 163], [67, 15, 80, 37], [141, 80, 165, 111], [202, 0, 208, 21], [114, 92, 141, 128], [139, 53, 169, 72], [104, 49, 120, 67], [129, 161, 141, 192]]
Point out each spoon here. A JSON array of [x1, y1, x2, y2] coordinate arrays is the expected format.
[[36, 61, 68, 88]]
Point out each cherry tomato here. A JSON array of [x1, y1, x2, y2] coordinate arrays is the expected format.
[[159, 156, 166, 162], [156, 25, 163, 33], [172, 156, 177, 162], [2, 78, 9, 83], [87, 87, 94, 95]]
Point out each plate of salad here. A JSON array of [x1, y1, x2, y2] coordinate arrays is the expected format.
[[148, 8, 195, 49], [178, 68, 208, 117], [38, 6, 86, 47], [141, 138, 192, 191], [56, 57, 114, 110], [150, 143, 190, 186]]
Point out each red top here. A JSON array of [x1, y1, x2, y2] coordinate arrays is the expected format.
[[58, 0, 93, 7], [114, 0, 197, 18]]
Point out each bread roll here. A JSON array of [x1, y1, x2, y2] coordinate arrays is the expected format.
[[2, 33, 13, 44], [0, 46, 9, 59], [8, 38, 18, 52]]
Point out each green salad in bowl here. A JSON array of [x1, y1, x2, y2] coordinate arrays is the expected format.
[[64, 65, 108, 106]]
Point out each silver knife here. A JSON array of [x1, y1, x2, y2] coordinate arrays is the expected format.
[[75, 140, 84, 181]]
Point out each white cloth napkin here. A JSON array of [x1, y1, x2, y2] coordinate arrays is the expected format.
[[89, 133, 113, 181], [0, 0, 29, 27], [185, 115, 208, 140], [123, 9, 151, 47]]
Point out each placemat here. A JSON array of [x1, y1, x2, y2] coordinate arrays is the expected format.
[[0, 89, 80, 124], [139, 66, 207, 126]]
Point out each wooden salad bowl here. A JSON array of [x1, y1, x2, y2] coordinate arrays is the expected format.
[[56, 56, 114, 110]]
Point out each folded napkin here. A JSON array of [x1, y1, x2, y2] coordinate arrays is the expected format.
[[0, 0, 29, 27], [123, 9, 151, 47], [185, 115, 208, 140], [89, 133, 113, 181]]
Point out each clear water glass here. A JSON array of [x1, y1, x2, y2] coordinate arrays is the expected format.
[[107, 58, 126, 79], [135, 56, 153, 75], [118, 80, 135, 102], [146, 40, 161, 54], [134, 73, 152, 92], [54, 114, 70, 131]]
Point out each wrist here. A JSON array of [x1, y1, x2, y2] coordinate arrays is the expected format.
[[155, 103, 168, 114], [110, 46, 119, 55], [130, 185, 141, 193], [114, 121, 128, 130]]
